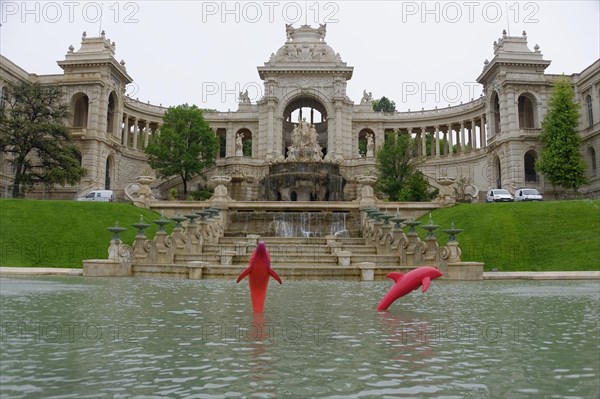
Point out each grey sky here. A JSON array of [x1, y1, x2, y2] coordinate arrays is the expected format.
[[1, 1, 598, 112]]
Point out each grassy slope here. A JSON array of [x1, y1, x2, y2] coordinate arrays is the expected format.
[[0, 200, 173, 268], [417, 200, 600, 271], [0, 199, 598, 271]]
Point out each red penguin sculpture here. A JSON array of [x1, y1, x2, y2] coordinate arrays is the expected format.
[[236, 241, 282, 312], [377, 266, 443, 311]]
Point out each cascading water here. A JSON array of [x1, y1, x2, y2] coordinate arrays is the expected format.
[[227, 210, 354, 237], [330, 212, 349, 237]]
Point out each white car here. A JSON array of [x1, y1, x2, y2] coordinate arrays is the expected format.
[[77, 190, 115, 202], [486, 189, 513, 202], [514, 188, 543, 202]]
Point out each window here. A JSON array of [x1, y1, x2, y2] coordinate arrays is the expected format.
[[518, 95, 535, 129], [587, 95, 593, 128], [0, 86, 7, 110], [590, 147, 597, 177]]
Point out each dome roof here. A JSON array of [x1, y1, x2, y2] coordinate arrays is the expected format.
[[265, 24, 344, 66]]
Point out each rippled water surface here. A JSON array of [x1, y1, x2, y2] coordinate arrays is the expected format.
[[1, 277, 599, 398]]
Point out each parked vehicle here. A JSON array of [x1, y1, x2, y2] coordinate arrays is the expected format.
[[486, 189, 513, 202], [514, 188, 543, 201], [77, 190, 115, 202]]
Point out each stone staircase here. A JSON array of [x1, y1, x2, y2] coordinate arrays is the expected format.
[[132, 235, 415, 280], [85, 203, 482, 280]]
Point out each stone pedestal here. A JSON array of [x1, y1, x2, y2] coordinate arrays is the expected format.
[[246, 234, 260, 247], [445, 262, 484, 280], [336, 251, 352, 266], [83, 259, 132, 277], [358, 262, 376, 281], [221, 250, 238, 265], [187, 261, 207, 279]]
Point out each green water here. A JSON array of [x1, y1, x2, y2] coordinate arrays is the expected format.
[[1, 277, 598, 398]]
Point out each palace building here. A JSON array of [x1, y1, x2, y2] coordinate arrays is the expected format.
[[1, 25, 598, 201]]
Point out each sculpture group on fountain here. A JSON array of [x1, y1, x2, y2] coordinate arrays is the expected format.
[[285, 116, 323, 162]]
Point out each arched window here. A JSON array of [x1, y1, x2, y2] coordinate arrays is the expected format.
[[518, 94, 536, 129], [105, 157, 112, 190], [235, 128, 252, 157], [490, 91, 501, 135], [358, 128, 374, 158], [494, 156, 502, 188], [524, 150, 539, 182], [217, 128, 226, 158], [107, 92, 116, 134], [0, 86, 7, 110], [283, 96, 328, 158], [72, 93, 89, 128], [589, 147, 597, 177], [587, 95, 593, 128]]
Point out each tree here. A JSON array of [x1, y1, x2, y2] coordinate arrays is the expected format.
[[376, 132, 433, 201], [535, 77, 587, 194], [145, 104, 218, 197], [372, 96, 396, 112], [0, 82, 86, 197]]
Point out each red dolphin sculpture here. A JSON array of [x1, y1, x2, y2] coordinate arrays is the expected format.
[[236, 241, 282, 312], [377, 266, 443, 311]]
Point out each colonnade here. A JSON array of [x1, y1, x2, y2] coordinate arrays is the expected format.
[[121, 113, 162, 150]]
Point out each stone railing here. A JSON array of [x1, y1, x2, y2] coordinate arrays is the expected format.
[[83, 207, 225, 277], [359, 207, 483, 280]]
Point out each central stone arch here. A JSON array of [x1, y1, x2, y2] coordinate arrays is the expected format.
[[279, 91, 332, 158]]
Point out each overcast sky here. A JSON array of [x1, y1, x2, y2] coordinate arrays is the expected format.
[[1, 1, 598, 112]]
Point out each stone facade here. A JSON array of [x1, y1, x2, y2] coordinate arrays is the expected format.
[[1, 27, 598, 200]]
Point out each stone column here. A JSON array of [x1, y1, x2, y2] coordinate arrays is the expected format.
[[470, 119, 476, 150], [144, 120, 150, 148], [267, 103, 274, 155], [448, 125, 454, 157], [442, 130, 448, 156], [420, 127, 427, 156], [435, 125, 440, 158], [335, 101, 342, 157], [480, 114, 487, 148], [123, 114, 129, 147], [460, 121, 466, 154], [132, 117, 139, 150]]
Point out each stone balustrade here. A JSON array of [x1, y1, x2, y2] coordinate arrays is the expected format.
[[83, 208, 225, 277]]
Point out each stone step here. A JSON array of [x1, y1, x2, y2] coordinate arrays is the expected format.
[[130, 263, 422, 280], [350, 255, 402, 265], [340, 245, 378, 254]]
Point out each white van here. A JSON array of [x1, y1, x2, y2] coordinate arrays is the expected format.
[[77, 190, 115, 202]]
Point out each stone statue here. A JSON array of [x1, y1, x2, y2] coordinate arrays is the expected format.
[[366, 133, 374, 157], [291, 124, 301, 147], [238, 90, 250, 104], [235, 132, 244, 156], [285, 116, 323, 162], [361, 90, 373, 104]]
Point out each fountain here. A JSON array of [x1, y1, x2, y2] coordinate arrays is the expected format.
[[422, 213, 440, 238], [107, 221, 127, 240], [442, 221, 463, 242], [261, 118, 345, 201], [262, 162, 345, 201], [132, 215, 150, 236], [227, 210, 356, 237]]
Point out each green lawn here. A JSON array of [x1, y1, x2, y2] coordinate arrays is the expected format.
[[0, 199, 173, 268], [1, 199, 599, 271], [417, 200, 600, 271]]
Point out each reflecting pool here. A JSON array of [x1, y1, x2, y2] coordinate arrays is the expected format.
[[1, 277, 598, 398]]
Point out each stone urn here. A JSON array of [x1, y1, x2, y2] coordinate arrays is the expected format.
[[135, 175, 155, 204], [210, 175, 232, 206], [356, 175, 377, 205], [436, 176, 456, 205], [210, 175, 232, 187]]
